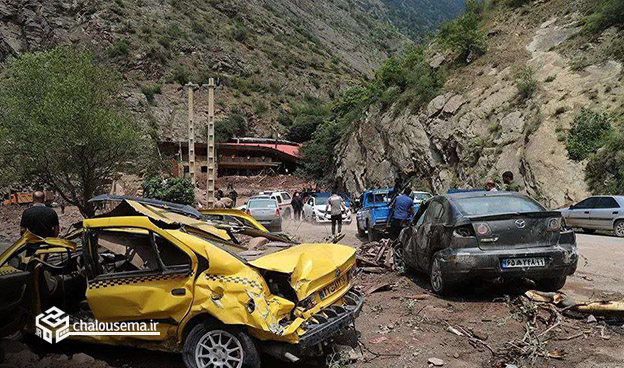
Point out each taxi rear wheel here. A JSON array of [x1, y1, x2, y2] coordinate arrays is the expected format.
[[183, 321, 260, 368]]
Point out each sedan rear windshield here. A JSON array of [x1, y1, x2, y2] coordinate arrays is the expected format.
[[248, 199, 277, 209], [455, 196, 544, 216]]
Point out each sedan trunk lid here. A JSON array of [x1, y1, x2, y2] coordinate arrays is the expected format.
[[469, 211, 562, 250]]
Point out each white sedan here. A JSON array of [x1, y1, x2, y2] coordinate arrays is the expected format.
[[303, 193, 352, 224]]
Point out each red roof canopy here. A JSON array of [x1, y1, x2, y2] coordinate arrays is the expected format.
[[218, 142, 300, 158]]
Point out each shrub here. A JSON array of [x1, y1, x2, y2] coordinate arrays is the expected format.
[[215, 108, 248, 142], [252, 100, 268, 115], [172, 65, 189, 85], [143, 177, 195, 205], [107, 38, 130, 58], [140, 83, 162, 104], [566, 108, 613, 161], [515, 66, 538, 100], [585, 131, 624, 194], [584, 0, 624, 33], [436, 0, 487, 62]]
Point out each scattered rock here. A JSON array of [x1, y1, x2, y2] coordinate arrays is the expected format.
[[369, 336, 388, 344], [453, 352, 460, 359], [333, 345, 362, 362], [71, 353, 95, 364], [587, 315, 597, 323], [428, 357, 444, 366]]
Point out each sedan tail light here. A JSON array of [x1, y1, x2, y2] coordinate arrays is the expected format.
[[275, 208, 281, 217], [474, 223, 492, 236], [546, 217, 562, 232]]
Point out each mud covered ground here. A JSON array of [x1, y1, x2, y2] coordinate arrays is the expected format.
[[2, 205, 623, 368]]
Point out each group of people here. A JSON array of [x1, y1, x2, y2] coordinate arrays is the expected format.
[[485, 171, 522, 192]]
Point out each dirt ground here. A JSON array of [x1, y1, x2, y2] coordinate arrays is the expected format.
[[2, 182, 624, 368]]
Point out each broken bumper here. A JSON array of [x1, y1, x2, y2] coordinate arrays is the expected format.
[[298, 289, 364, 348], [437, 245, 578, 283]]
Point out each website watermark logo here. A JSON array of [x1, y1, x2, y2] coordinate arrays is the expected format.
[[35, 306, 160, 344]]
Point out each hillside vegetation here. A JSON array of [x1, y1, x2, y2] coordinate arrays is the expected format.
[[300, 0, 624, 205], [0, 0, 464, 142]]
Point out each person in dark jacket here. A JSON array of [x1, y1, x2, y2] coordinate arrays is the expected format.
[[292, 192, 304, 220], [20, 191, 59, 238]]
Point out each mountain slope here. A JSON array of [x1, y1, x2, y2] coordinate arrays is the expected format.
[[1, 0, 416, 140], [334, 0, 624, 207], [378, 0, 465, 40]]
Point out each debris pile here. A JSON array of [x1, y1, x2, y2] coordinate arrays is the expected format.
[[492, 290, 624, 366], [356, 239, 395, 273]]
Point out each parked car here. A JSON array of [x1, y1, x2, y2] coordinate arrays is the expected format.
[[0, 198, 363, 368], [302, 192, 352, 225], [557, 195, 624, 237], [259, 191, 293, 219], [356, 188, 392, 242], [397, 191, 578, 295], [246, 196, 283, 232]]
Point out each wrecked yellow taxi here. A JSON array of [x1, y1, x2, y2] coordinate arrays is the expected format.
[[0, 197, 363, 368]]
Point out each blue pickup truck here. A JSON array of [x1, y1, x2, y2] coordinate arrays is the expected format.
[[356, 188, 392, 242], [356, 188, 432, 241]]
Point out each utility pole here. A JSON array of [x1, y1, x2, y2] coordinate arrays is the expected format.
[[186, 82, 199, 186], [206, 78, 216, 207]]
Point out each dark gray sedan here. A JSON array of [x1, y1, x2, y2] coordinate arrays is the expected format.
[[397, 191, 578, 295]]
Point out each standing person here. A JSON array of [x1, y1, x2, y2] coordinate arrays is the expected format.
[[228, 186, 238, 207], [20, 191, 59, 238], [325, 190, 346, 235], [502, 171, 521, 192], [292, 192, 303, 220], [485, 178, 498, 192], [389, 187, 414, 239]]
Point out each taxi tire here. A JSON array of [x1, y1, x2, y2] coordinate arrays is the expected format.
[[535, 276, 567, 292], [183, 321, 260, 368]]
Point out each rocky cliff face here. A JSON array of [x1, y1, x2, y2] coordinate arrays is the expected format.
[[335, 0, 624, 208]]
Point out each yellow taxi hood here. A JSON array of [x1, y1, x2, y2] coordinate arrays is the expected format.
[[249, 243, 356, 300]]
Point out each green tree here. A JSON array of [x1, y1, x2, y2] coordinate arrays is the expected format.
[[297, 121, 342, 184], [215, 108, 248, 143], [585, 131, 624, 195], [0, 47, 140, 217], [142, 176, 195, 205], [288, 97, 332, 142], [566, 108, 613, 161], [436, 0, 487, 62]]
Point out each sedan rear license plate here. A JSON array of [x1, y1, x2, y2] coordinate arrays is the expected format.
[[501, 257, 546, 268], [319, 274, 350, 300]]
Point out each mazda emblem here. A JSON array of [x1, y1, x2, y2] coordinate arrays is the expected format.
[[515, 219, 526, 228]]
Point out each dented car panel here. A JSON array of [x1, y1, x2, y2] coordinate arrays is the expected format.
[[0, 198, 363, 359]]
